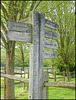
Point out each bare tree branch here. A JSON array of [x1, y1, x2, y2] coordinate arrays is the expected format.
[[33, 1, 41, 10], [1, 21, 8, 41], [1, 21, 7, 34], [8, 1, 14, 20], [1, 32, 7, 48], [18, 1, 28, 21], [25, 1, 36, 18], [1, 2, 9, 18], [13, 1, 18, 21], [1, 42, 6, 48], [1, 14, 8, 22]]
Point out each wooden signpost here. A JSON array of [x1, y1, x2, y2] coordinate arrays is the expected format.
[[45, 19, 58, 30], [44, 29, 58, 40], [7, 31, 31, 42], [44, 39, 58, 49], [7, 21, 32, 42], [44, 50, 58, 59], [44, 18, 58, 60], [7, 10, 58, 99], [7, 21, 32, 32]]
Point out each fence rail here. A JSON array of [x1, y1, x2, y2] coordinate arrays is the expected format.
[[1, 74, 29, 83], [1, 67, 75, 82], [44, 81, 75, 89], [49, 71, 75, 82], [1, 67, 75, 99]]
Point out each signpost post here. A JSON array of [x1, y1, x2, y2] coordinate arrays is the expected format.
[[28, 10, 40, 99]]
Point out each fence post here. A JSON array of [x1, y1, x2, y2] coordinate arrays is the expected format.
[[22, 70, 25, 90], [43, 72, 49, 99], [27, 68, 29, 91], [63, 71, 65, 81], [54, 71, 56, 82], [4, 67, 6, 98], [28, 68, 29, 78], [21, 68, 22, 77], [69, 72, 71, 82], [47, 67, 48, 72], [74, 71, 75, 79]]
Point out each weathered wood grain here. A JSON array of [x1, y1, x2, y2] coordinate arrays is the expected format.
[[44, 81, 75, 89], [44, 50, 58, 59], [45, 19, 58, 30], [44, 29, 58, 40], [7, 21, 32, 33], [38, 12, 45, 99], [19, 17, 29, 23], [44, 39, 58, 49], [43, 72, 49, 99], [29, 10, 40, 99], [1, 74, 29, 83], [7, 31, 31, 42]]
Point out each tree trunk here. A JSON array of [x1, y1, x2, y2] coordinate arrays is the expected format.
[[52, 65, 54, 72], [20, 44, 24, 71], [6, 42, 15, 99], [66, 65, 70, 82]]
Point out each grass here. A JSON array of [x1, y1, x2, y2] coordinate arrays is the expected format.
[[48, 87, 75, 99], [1, 74, 75, 99], [15, 82, 28, 99]]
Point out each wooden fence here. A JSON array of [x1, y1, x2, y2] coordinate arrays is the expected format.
[[48, 71, 75, 82], [1, 67, 75, 83], [1, 67, 52, 88], [1, 67, 75, 99]]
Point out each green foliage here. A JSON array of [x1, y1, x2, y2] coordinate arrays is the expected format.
[[1, 1, 41, 68], [43, 59, 51, 67], [15, 42, 30, 67], [1, 47, 6, 67], [36, 1, 75, 71], [1, 1, 75, 71]]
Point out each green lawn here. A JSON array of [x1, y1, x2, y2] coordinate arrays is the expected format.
[[48, 87, 75, 99], [1, 75, 75, 99]]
